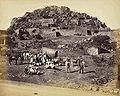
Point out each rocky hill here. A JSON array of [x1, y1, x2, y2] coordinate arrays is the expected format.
[[7, 6, 110, 34]]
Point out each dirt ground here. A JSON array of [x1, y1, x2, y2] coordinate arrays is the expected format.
[[6, 55, 113, 87], [0, 80, 117, 96]]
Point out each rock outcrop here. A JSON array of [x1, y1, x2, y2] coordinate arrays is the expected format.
[[7, 6, 111, 34]]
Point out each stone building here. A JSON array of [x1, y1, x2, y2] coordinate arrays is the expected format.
[[74, 26, 87, 36], [29, 18, 54, 27], [0, 30, 6, 45], [0, 30, 7, 56]]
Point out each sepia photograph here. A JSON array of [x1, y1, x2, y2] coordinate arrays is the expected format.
[[0, 0, 120, 96]]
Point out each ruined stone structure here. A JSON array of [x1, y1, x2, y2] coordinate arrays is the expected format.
[[0, 30, 7, 55]]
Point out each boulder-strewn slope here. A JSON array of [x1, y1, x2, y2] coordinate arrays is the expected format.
[[7, 6, 110, 34]]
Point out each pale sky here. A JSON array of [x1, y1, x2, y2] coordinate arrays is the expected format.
[[0, 0, 120, 30]]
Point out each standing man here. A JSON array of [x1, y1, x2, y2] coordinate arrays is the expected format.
[[26, 51, 30, 60], [33, 53, 37, 63], [76, 56, 80, 67], [79, 59, 85, 74], [23, 52, 26, 61], [30, 54, 34, 64], [20, 52, 24, 64], [65, 57, 71, 73], [42, 53, 47, 65]]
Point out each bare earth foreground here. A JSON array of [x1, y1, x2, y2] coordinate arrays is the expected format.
[[0, 80, 117, 96]]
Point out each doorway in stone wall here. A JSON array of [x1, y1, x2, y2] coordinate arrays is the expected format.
[[87, 30, 92, 35]]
